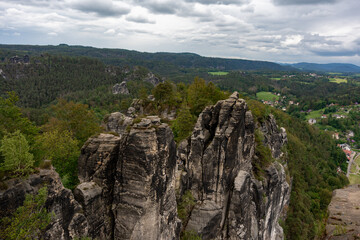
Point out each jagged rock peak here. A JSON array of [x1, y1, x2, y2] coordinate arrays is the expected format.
[[75, 116, 181, 239], [112, 81, 129, 95], [178, 92, 290, 240]]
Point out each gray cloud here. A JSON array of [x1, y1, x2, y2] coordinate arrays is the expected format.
[[272, 0, 338, 5], [125, 15, 155, 24], [184, 0, 249, 5], [71, 0, 130, 16]]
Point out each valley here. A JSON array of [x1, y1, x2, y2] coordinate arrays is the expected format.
[[0, 45, 359, 239]]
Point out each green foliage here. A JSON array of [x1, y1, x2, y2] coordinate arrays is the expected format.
[[43, 99, 101, 145], [1, 186, 53, 240], [0, 130, 34, 176], [187, 77, 227, 115], [253, 129, 273, 180], [177, 190, 196, 224], [152, 80, 177, 107], [181, 230, 202, 240], [171, 103, 196, 142], [34, 130, 80, 189], [0, 92, 38, 142]]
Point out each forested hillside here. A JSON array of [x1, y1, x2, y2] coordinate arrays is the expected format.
[[0, 44, 293, 76]]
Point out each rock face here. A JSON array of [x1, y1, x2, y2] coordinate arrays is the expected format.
[[102, 112, 133, 137], [325, 184, 360, 240], [75, 117, 181, 239], [144, 72, 163, 86], [0, 92, 290, 240], [112, 81, 130, 95], [178, 92, 290, 239], [0, 168, 89, 240]]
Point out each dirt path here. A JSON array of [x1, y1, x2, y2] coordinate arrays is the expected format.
[[347, 152, 357, 178]]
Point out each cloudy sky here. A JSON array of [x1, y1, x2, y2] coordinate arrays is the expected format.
[[0, 0, 359, 65]]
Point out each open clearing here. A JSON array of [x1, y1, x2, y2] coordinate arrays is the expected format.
[[329, 78, 347, 84], [256, 91, 280, 101], [305, 108, 325, 120], [208, 71, 228, 76], [349, 174, 360, 184]]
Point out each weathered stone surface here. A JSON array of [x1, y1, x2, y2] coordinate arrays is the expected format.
[[103, 113, 133, 137], [112, 81, 129, 95], [260, 114, 287, 159], [144, 72, 163, 86], [179, 92, 290, 240], [76, 117, 181, 240], [325, 184, 360, 240], [0, 168, 88, 240], [1, 92, 291, 240]]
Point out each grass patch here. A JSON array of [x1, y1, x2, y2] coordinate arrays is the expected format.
[[208, 71, 228, 76], [256, 91, 279, 102], [330, 78, 347, 84], [349, 174, 360, 185], [270, 77, 281, 81], [350, 163, 357, 174], [305, 108, 325, 120], [328, 72, 343, 75], [355, 155, 360, 166]]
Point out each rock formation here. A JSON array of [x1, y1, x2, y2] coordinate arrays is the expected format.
[[325, 184, 360, 239], [0, 167, 89, 240], [178, 92, 290, 239], [0, 92, 290, 240], [112, 81, 130, 95], [144, 72, 163, 86], [74, 116, 181, 239]]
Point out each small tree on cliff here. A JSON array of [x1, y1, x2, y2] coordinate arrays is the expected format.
[[0, 130, 34, 176], [1, 186, 53, 240]]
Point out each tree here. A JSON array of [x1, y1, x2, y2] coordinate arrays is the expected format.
[[43, 99, 101, 145], [152, 81, 176, 107], [187, 77, 226, 115], [0, 130, 34, 176], [171, 103, 196, 142], [34, 130, 79, 188], [0, 92, 38, 143], [1, 187, 53, 240]]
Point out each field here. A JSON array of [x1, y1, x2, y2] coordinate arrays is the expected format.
[[349, 174, 360, 185], [270, 77, 281, 81], [208, 71, 228, 76], [305, 108, 325, 120], [330, 78, 347, 84], [256, 91, 279, 101]]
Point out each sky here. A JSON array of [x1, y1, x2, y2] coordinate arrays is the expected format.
[[0, 0, 360, 65]]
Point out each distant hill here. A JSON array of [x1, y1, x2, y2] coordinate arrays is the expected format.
[[289, 62, 360, 73], [0, 44, 294, 75]]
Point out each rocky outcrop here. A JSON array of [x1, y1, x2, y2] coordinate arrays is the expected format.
[[75, 116, 181, 239], [0, 168, 89, 240], [178, 92, 290, 239], [144, 72, 163, 86], [103, 112, 133, 137], [112, 81, 129, 95], [1, 92, 290, 240], [259, 115, 287, 159], [325, 184, 360, 239]]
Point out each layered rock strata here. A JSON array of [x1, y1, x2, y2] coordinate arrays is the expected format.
[[0, 168, 88, 240], [178, 92, 290, 240], [75, 116, 181, 240]]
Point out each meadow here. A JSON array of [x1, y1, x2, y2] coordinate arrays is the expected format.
[[256, 91, 279, 101]]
